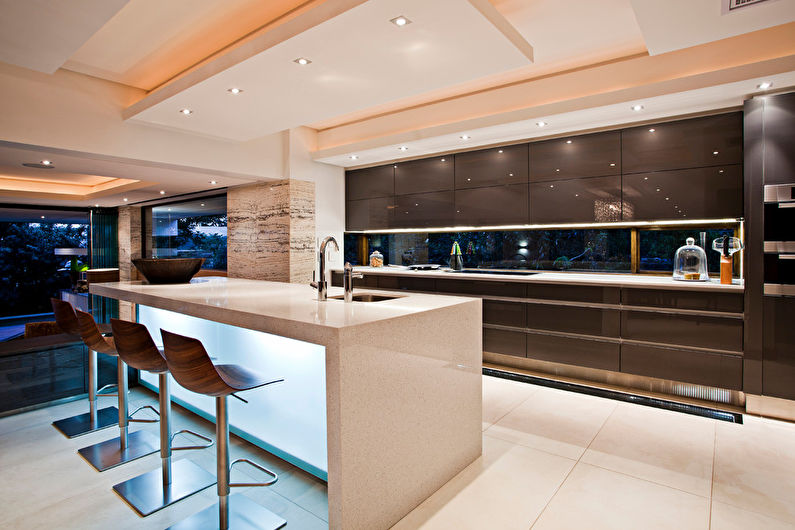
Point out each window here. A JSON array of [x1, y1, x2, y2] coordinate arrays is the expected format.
[[639, 228, 737, 274], [145, 195, 227, 270]]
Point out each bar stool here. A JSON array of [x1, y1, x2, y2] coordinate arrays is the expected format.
[[50, 298, 118, 437], [74, 309, 160, 471], [160, 329, 286, 530], [109, 318, 215, 516]]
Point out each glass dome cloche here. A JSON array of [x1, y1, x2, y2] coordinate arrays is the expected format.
[[673, 237, 709, 281]]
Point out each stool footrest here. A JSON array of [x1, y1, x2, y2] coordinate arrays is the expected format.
[[129, 404, 159, 423], [97, 384, 119, 397], [229, 458, 278, 487], [172, 429, 214, 451]]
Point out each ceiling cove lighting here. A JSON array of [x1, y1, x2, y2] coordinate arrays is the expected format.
[[227, 88, 243, 95], [536, 121, 547, 127], [390, 16, 411, 27], [294, 57, 312, 65], [179, 108, 193, 115], [631, 104, 644, 111], [354, 218, 742, 234], [757, 82, 772, 90]]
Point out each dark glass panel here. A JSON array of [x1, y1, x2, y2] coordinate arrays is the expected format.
[[638, 228, 735, 273]]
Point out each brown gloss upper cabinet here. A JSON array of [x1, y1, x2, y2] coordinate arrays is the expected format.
[[345, 165, 394, 201], [763, 296, 795, 400], [530, 175, 621, 224], [392, 191, 454, 228], [394, 156, 454, 195], [621, 113, 743, 174], [529, 131, 621, 181], [455, 184, 529, 226], [761, 91, 795, 185], [622, 165, 743, 221], [346, 197, 392, 231], [455, 144, 528, 189]]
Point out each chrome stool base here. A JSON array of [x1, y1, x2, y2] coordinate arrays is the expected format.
[[52, 406, 118, 438], [78, 429, 159, 471], [167, 494, 286, 530], [113, 459, 216, 516]]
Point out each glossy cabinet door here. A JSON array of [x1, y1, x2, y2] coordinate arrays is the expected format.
[[762, 92, 795, 185], [526, 333, 620, 371], [621, 112, 743, 173], [525, 303, 620, 337], [393, 191, 454, 228], [345, 197, 392, 231], [345, 165, 394, 201], [763, 295, 795, 400], [622, 165, 743, 221], [455, 184, 528, 226], [529, 175, 621, 224], [529, 131, 620, 181], [621, 311, 743, 353], [483, 328, 526, 358], [455, 143, 528, 189], [621, 344, 742, 390], [394, 156, 453, 195]]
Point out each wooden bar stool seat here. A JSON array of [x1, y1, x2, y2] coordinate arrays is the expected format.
[[160, 329, 286, 530], [50, 298, 118, 437], [109, 319, 215, 516], [74, 309, 159, 471]]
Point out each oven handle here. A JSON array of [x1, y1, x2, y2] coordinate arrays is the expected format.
[[780, 254, 795, 260], [779, 202, 795, 208]]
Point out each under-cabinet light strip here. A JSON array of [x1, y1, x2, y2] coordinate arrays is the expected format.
[[351, 218, 742, 234]]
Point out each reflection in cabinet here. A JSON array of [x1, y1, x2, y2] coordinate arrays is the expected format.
[[621, 344, 742, 390], [763, 296, 795, 400], [622, 165, 743, 221], [621, 113, 743, 174], [621, 311, 743, 353], [483, 328, 526, 358], [346, 197, 392, 231], [529, 131, 620, 181], [529, 175, 621, 224], [455, 144, 528, 189], [345, 165, 394, 201], [526, 303, 619, 337], [455, 184, 528, 226], [393, 191, 454, 228], [526, 333, 620, 371], [395, 157, 453, 195]]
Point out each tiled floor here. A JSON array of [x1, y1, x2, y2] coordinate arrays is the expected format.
[[2, 376, 795, 529]]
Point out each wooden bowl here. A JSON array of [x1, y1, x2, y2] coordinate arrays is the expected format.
[[132, 258, 205, 284]]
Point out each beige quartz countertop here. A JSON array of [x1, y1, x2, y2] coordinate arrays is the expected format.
[[338, 266, 745, 292], [91, 277, 479, 334]]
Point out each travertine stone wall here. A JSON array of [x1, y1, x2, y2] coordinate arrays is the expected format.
[[117, 206, 141, 320], [227, 179, 316, 283]]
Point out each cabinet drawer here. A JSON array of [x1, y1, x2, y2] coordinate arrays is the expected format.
[[455, 184, 529, 226], [455, 144, 528, 189], [376, 276, 435, 292], [621, 288, 743, 313], [530, 175, 621, 224], [395, 156, 453, 195], [763, 295, 795, 400], [346, 197, 393, 231], [436, 279, 527, 297], [529, 131, 620, 181], [346, 165, 394, 200], [525, 284, 620, 304], [483, 328, 526, 358], [621, 343, 742, 390], [526, 333, 619, 371], [483, 300, 526, 327], [526, 303, 619, 337], [621, 311, 743, 352]]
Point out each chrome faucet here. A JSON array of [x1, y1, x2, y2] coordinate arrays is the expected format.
[[310, 236, 338, 301], [343, 262, 363, 303]]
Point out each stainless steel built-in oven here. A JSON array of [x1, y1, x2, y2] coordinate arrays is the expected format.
[[764, 182, 795, 296]]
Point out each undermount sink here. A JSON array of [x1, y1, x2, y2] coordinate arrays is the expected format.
[[329, 294, 403, 302]]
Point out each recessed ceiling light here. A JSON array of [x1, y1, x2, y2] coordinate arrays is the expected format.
[[390, 15, 411, 27], [631, 104, 644, 111], [160, 190, 165, 195], [227, 88, 243, 95], [460, 135, 470, 140], [210, 180, 217, 185], [399, 146, 408, 151], [648, 128, 655, 132], [757, 82, 772, 90], [123, 197, 128, 202], [536, 121, 547, 127], [41, 160, 52, 165], [349, 155, 358, 160], [294, 57, 312, 65], [94, 204, 99, 207], [179, 108, 193, 116], [566, 140, 572, 144]]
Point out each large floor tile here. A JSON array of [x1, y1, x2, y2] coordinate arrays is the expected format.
[[713, 416, 795, 524], [532, 462, 710, 530], [485, 386, 617, 459], [582, 403, 715, 497], [710, 501, 795, 530], [481, 375, 538, 430], [391, 435, 575, 530]]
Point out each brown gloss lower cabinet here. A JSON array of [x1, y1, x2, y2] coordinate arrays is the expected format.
[[526, 333, 620, 371], [526, 303, 620, 337], [529, 175, 621, 224], [621, 288, 744, 313], [484, 300, 526, 327], [763, 296, 795, 400], [484, 328, 526, 358], [621, 311, 743, 353], [621, 343, 742, 390], [455, 184, 528, 226]]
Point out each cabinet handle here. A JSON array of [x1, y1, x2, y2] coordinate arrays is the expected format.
[[779, 254, 795, 260]]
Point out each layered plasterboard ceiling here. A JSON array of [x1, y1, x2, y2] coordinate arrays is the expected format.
[[0, 0, 794, 206]]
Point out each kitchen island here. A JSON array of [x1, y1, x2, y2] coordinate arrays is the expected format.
[[91, 277, 482, 530]]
